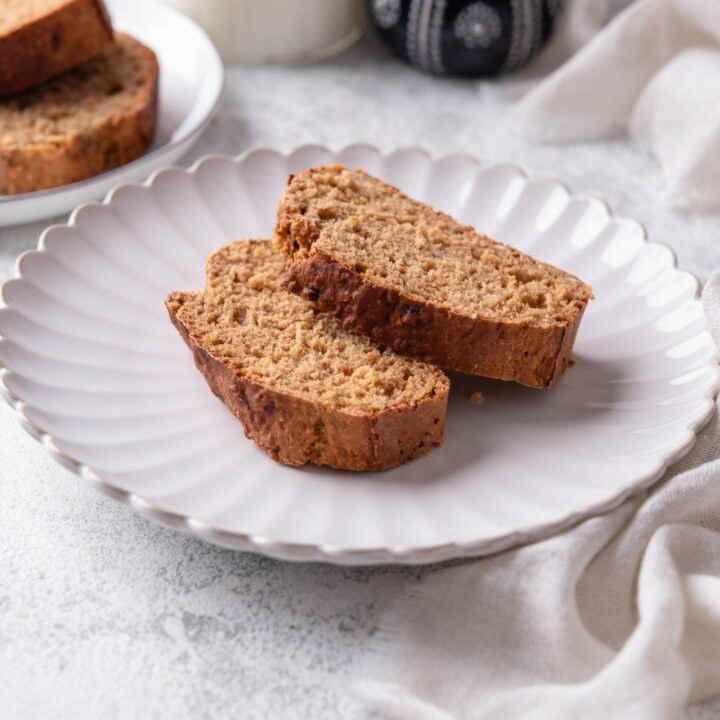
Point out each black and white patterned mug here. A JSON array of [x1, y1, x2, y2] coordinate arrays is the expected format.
[[367, 0, 564, 77]]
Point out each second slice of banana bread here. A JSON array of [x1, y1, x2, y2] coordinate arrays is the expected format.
[[275, 164, 593, 389]]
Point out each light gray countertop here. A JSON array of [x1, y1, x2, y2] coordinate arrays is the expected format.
[[2, 36, 719, 720]]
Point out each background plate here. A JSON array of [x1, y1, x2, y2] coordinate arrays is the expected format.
[[0, 0, 224, 227], [0, 145, 718, 564]]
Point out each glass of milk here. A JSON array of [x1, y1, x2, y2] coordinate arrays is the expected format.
[[164, 0, 366, 64]]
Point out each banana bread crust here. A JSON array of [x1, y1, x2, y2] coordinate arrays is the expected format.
[[0, 0, 113, 97], [167, 290, 449, 471], [283, 249, 585, 389]]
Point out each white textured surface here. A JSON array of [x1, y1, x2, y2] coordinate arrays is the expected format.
[[3, 35, 720, 718]]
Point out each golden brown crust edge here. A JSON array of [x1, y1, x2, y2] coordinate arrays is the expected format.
[[0, 37, 159, 195], [275, 178, 589, 390], [166, 293, 449, 472], [0, 0, 114, 97]]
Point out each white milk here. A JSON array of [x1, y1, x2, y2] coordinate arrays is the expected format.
[[163, 0, 366, 64]]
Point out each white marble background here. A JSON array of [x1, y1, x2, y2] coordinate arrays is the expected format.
[[2, 36, 720, 719]]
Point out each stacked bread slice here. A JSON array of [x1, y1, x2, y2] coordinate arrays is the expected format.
[[276, 165, 592, 389], [0, 0, 113, 96], [168, 164, 592, 471], [0, 0, 158, 194]]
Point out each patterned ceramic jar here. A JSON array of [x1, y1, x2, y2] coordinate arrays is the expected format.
[[368, 0, 564, 76]]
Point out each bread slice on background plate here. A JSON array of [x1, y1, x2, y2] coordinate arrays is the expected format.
[[0, 32, 158, 194], [275, 164, 593, 389], [166, 240, 449, 472], [0, 0, 113, 96]]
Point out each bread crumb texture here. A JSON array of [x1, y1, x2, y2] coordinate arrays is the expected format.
[[276, 164, 592, 328], [170, 240, 448, 416]]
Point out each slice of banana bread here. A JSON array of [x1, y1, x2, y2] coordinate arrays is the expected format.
[[0, 0, 113, 96], [275, 164, 593, 389], [0, 32, 158, 195], [166, 240, 449, 471]]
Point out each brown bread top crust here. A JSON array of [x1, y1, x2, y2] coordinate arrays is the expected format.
[[0, 0, 113, 96], [166, 240, 449, 472], [0, 32, 158, 194], [274, 164, 593, 389]]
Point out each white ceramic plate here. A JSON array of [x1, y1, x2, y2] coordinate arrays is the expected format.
[[1, 145, 718, 565], [0, 0, 224, 228]]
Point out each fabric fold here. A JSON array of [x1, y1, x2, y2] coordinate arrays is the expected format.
[[512, 0, 720, 210]]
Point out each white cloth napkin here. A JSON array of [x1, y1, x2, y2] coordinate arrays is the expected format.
[[513, 0, 720, 211], [355, 275, 720, 719]]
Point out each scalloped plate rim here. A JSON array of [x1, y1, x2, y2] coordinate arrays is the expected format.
[[1, 144, 718, 566]]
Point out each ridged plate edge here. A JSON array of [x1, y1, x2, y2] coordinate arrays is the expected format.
[[1, 144, 718, 565]]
